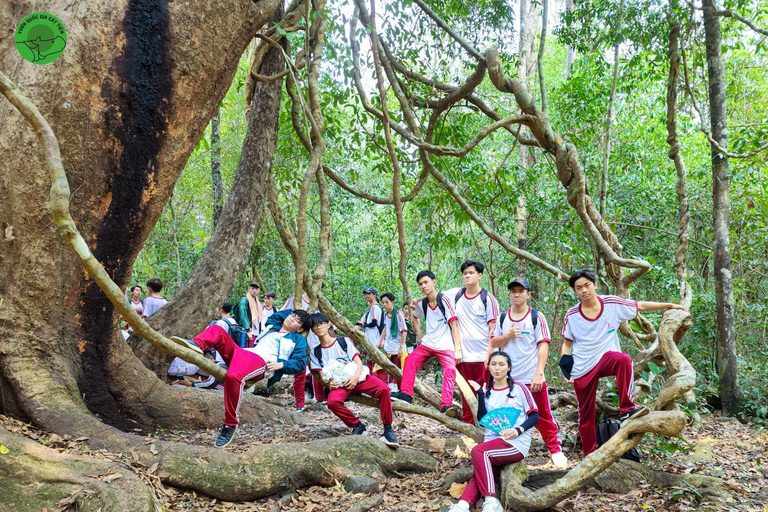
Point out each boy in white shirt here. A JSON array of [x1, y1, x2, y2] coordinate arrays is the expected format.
[[491, 277, 567, 468], [142, 278, 167, 318], [376, 292, 408, 392], [392, 271, 461, 416], [560, 269, 686, 455]]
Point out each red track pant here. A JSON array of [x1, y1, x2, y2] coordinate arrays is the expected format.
[[460, 438, 524, 505], [193, 325, 266, 427], [294, 367, 326, 408], [456, 362, 488, 424], [525, 381, 562, 454], [573, 351, 635, 455], [400, 345, 456, 407], [374, 353, 403, 390], [327, 375, 393, 427]]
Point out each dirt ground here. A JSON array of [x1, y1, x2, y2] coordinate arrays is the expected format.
[[2, 381, 766, 512]]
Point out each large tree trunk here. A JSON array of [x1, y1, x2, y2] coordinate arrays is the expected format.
[[0, 0, 281, 428], [702, 0, 742, 416]]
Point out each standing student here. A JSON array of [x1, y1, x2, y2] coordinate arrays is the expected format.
[[309, 313, 399, 447], [392, 271, 461, 416], [261, 292, 277, 331], [171, 308, 310, 447], [445, 260, 499, 424], [129, 286, 144, 318], [281, 292, 325, 411], [235, 283, 263, 342], [490, 277, 567, 468], [358, 287, 383, 348], [376, 292, 408, 392], [142, 279, 167, 318], [560, 269, 686, 455], [448, 351, 539, 512]]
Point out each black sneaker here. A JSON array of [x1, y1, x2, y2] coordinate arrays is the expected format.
[[380, 425, 399, 448], [391, 392, 413, 404], [170, 336, 203, 356], [351, 422, 368, 436], [441, 405, 459, 417], [215, 424, 237, 447], [619, 406, 649, 422]]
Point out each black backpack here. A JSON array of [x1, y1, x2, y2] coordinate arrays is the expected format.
[[313, 337, 349, 367], [216, 317, 249, 349], [498, 308, 539, 332], [454, 287, 489, 309], [596, 418, 641, 462]]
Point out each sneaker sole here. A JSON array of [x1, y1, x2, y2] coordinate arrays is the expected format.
[[215, 425, 238, 448], [379, 436, 399, 448], [620, 406, 650, 425], [170, 336, 203, 356]]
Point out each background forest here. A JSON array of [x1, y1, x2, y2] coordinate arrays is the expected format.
[[133, 0, 768, 418]]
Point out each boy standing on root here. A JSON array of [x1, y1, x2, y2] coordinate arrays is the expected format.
[[560, 269, 687, 456], [376, 292, 408, 392], [490, 277, 567, 468], [309, 313, 399, 447], [448, 351, 539, 512], [392, 270, 461, 416], [171, 309, 310, 448]]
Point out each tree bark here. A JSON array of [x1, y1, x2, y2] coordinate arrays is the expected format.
[[0, 0, 282, 429], [564, 0, 575, 78], [211, 108, 223, 228], [703, 0, 742, 416]]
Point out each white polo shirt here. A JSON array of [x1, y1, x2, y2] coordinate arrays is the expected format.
[[309, 337, 360, 370], [482, 383, 538, 456], [248, 330, 297, 363], [359, 304, 383, 347], [561, 295, 638, 379], [494, 307, 551, 383], [413, 294, 457, 352], [382, 310, 407, 354], [444, 287, 499, 363]]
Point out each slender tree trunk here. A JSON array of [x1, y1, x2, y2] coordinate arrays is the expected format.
[[597, 43, 620, 279], [211, 108, 223, 228], [702, 0, 742, 415], [564, 0, 575, 78], [517, 195, 528, 276]]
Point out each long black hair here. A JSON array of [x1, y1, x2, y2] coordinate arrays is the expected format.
[[485, 350, 515, 399]]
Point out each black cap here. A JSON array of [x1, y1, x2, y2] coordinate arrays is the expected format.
[[363, 287, 378, 295], [507, 277, 531, 291]]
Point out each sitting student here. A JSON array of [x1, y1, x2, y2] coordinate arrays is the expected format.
[[308, 313, 399, 447], [280, 292, 324, 411], [234, 283, 263, 342], [490, 277, 567, 468], [448, 351, 539, 512], [376, 292, 408, 392], [129, 285, 144, 319], [142, 278, 167, 318], [170, 348, 227, 390], [392, 270, 461, 416], [560, 269, 686, 455], [171, 308, 310, 447]]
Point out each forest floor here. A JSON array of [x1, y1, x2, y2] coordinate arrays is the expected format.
[[2, 381, 767, 512]]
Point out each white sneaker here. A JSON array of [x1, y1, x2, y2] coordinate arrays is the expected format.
[[482, 496, 504, 512], [551, 451, 568, 468], [448, 500, 470, 512]]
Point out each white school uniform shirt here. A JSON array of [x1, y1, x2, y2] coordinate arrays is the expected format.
[[130, 299, 144, 316], [281, 296, 311, 312], [444, 287, 500, 363], [247, 330, 297, 362], [360, 304, 383, 347], [142, 296, 167, 317], [382, 310, 408, 354], [482, 383, 538, 456], [412, 294, 458, 352], [494, 307, 551, 384], [309, 336, 361, 370], [281, 296, 321, 347], [261, 306, 276, 330], [561, 295, 638, 379]]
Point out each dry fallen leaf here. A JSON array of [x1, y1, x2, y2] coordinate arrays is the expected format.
[[448, 482, 466, 499], [99, 471, 123, 483], [148, 462, 159, 475]]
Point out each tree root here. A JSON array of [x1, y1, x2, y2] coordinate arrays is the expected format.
[[499, 411, 687, 511], [0, 425, 156, 512]]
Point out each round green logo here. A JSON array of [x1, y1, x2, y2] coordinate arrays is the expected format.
[[15, 12, 67, 65]]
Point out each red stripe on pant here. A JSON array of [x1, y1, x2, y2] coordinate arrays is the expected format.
[[193, 325, 266, 427], [326, 375, 393, 427], [374, 353, 403, 390], [525, 381, 562, 454], [294, 367, 326, 408], [573, 350, 635, 455], [400, 344, 456, 407], [456, 361, 487, 424], [460, 437, 524, 505]]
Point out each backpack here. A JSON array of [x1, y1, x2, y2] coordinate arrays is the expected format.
[[454, 287, 488, 310], [498, 308, 539, 332], [214, 317, 249, 349], [313, 337, 349, 367], [596, 418, 641, 462], [421, 293, 448, 326]]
